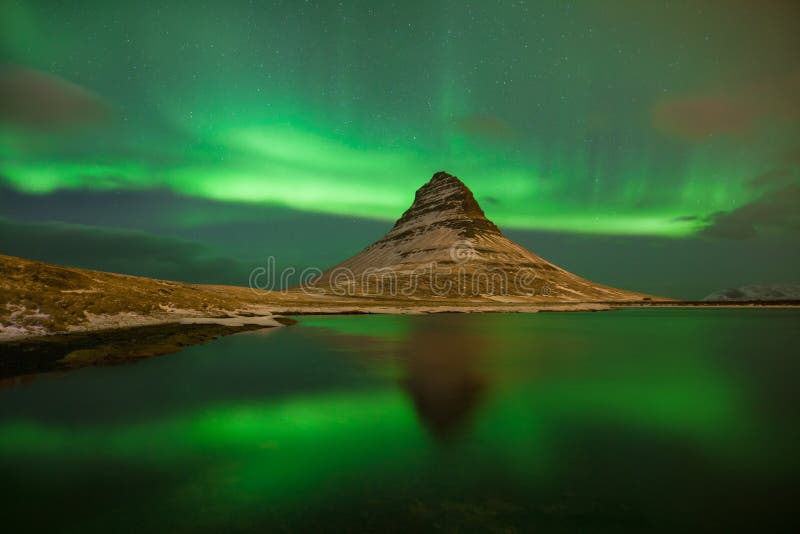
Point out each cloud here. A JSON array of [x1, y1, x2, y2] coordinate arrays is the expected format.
[[0, 184, 395, 274], [780, 145, 800, 166], [0, 217, 254, 285], [452, 114, 516, 140], [652, 94, 758, 141], [701, 146, 800, 239], [748, 168, 795, 190], [0, 66, 111, 129], [700, 181, 800, 240], [652, 72, 800, 141]]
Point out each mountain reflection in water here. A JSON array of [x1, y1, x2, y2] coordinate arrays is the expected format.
[[399, 317, 487, 439]]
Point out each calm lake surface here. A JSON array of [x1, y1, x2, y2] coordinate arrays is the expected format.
[[1, 310, 799, 532]]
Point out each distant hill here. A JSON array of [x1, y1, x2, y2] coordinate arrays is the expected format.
[[703, 284, 800, 302]]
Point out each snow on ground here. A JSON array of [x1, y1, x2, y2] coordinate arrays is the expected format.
[[180, 316, 282, 327]]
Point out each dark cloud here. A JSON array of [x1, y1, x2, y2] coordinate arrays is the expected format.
[[0, 217, 254, 285], [672, 215, 699, 222], [783, 146, 800, 166], [452, 115, 516, 140], [701, 183, 800, 240], [0, 66, 111, 129], [652, 94, 758, 141], [0, 185, 392, 271], [701, 156, 800, 239], [749, 169, 795, 190], [652, 72, 800, 142]]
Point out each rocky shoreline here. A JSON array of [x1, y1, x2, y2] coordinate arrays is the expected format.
[[2, 299, 797, 382], [0, 319, 297, 382]]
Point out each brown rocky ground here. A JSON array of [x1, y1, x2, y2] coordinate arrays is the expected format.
[[0, 253, 283, 338], [0, 253, 661, 341]]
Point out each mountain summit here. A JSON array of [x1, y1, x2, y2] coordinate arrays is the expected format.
[[311, 171, 651, 301], [388, 171, 502, 239]]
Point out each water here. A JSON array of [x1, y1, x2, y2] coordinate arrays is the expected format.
[[1, 310, 799, 532]]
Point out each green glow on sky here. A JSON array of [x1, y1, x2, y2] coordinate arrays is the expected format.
[[1, 161, 151, 194], [0, 123, 759, 236], [0, 1, 798, 238]]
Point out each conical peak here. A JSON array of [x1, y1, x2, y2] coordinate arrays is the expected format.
[[311, 171, 653, 302], [419, 171, 470, 198], [388, 171, 502, 239], [429, 170, 463, 185]]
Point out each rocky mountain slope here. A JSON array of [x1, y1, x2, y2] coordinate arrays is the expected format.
[[310, 171, 650, 301]]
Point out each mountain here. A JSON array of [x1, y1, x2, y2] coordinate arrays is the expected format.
[[0, 172, 660, 343], [703, 284, 800, 302], [310, 171, 651, 302]]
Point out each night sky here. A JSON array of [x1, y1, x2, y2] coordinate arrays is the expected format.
[[1, 0, 798, 298]]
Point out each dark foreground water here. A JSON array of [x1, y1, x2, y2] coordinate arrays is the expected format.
[[1, 310, 799, 532]]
